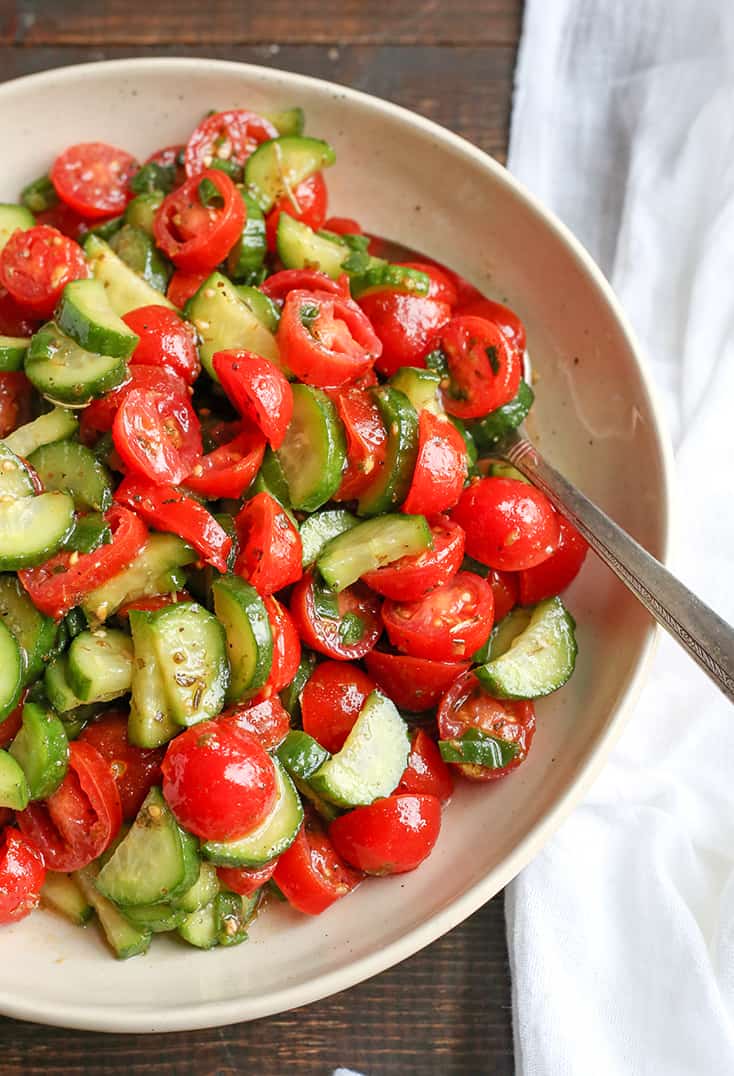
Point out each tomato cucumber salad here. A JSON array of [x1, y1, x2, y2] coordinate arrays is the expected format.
[[0, 107, 586, 958]]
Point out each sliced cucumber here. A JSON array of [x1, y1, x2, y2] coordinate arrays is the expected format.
[[186, 271, 281, 380], [82, 533, 196, 622], [202, 760, 303, 868], [125, 191, 164, 235], [448, 415, 478, 469], [44, 653, 83, 714], [265, 107, 305, 137], [310, 690, 409, 808], [28, 440, 113, 511], [276, 384, 346, 511], [0, 204, 34, 253], [177, 899, 218, 949], [96, 786, 200, 907], [21, 175, 56, 214], [62, 511, 112, 555], [488, 460, 529, 483], [279, 648, 316, 720], [56, 278, 140, 360], [25, 323, 129, 406], [216, 889, 258, 947], [0, 748, 30, 810], [121, 902, 185, 933], [0, 336, 30, 373], [357, 387, 419, 516], [475, 596, 577, 699], [9, 701, 69, 799], [227, 193, 267, 282], [249, 446, 291, 509], [84, 234, 175, 315], [0, 491, 75, 570], [127, 610, 179, 748], [348, 261, 430, 299], [0, 444, 35, 499], [109, 224, 172, 293], [276, 729, 329, 781], [146, 601, 228, 726], [245, 135, 335, 213], [234, 284, 280, 333], [389, 367, 443, 415], [469, 378, 534, 450], [0, 574, 56, 685], [75, 865, 151, 959], [67, 628, 133, 703], [318, 513, 432, 592], [2, 406, 78, 459], [300, 509, 358, 567], [86, 216, 125, 241], [474, 606, 533, 664], [0, 616, 23, 721], [439, 728, 520, 768], [172, 860, 220, 914], [211, 575, 272, 703], [277, 214, 350, 279], [41, 871, 93, 925]]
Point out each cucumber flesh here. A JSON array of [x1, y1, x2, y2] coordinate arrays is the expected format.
[[265, 107, 305, 137], [56, 278, 140, 359], [389, 367, 443, 415], [0, 619, 22, 721], [2, 407, 78, 459], [84, 234, 175, 314], [0, 491, 75, 570], [300, 509, 358, 567], [75, 865, 151, 959], [9, 701, 69, 800], [211, 575, 272, 703], [226, 193, 267, 282], [186, 271, 281, 379], [41, 871, 93, 925], [0, 444, 35, 499], [276, 729, 329, 781], [127, 611, 179, 748], [25, 323, 128, 406], [276, 214, 349, 279], [0, 748, 30, 810], [475, 596, 577, 699], [82, 533, 196, 622], [0, 336, 30, 373], [172, 860, 220, 913], [0, 574, 56, 686], [44, 653, 83, 714], [317, 513, 432, 592], [67, 628, 133, 703], [147, 601, 228, 726], [310, 690, 409, 808], [28, 440, 113, 512], [0, 204, 34, 252], [276, 384, 346, 511], [474, 606, 533, 664], [120, 902, 185, 933], [177, 899, 218, 949], [216, 889, 257, 947], [245, 136, 336, 213], [357, 387, 419, 516]]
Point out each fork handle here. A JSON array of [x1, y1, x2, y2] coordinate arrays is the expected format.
[[504, 437, 734, 703]]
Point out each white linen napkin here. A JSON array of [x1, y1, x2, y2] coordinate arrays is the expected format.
[[506, 2, 734, 1074]]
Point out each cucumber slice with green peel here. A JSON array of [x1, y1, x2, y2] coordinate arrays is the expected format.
[[349, 262, 430, 299], [473, 606, 532, 664], [84, 234, 175, 314], [216, 889, 258, 947], [41, 871, 93, 925], [21, 175, 56, 214], [0, 204, 34, 252], [127, 611, 179, 749], [0, 336, 30, 372], [64, 607, 87, 640], [56, 278, 140, 360], [277, 214, 350, 279], [211, 575, 272, 703], [439, 728, 520, 768], [245, 136, 336, 213], [234, 284, 280, 332], [487, 460, 529, 484], [86, 215, 125, 241], [186, 271, 281, 380], [317, 513, 432, 592], [67, 628, 133, 703], [0, 444, 35, 499], [44, 654, 82, 714], [310, 690, 409, 808], [357, 386, 419, 516], [0, 574, 56, 685], [276, 729, 329, 781], [279, 649, 316, 719], [75, 865, 152, 959], [469, 379, 534, 450], [96, 787, 200, 907], [448, 415, 478, 469], [202, 760, 303, 868], [28, 440, 113, 511], [120, 902, 185, 933], [25, 323, 129, 406], [475, 597, 578, 699], [0, 748, 30, 810], [9, 701, 69, 799], [389, 367, 443, 415], [177, 899, 218, 949], [146, 601, 228, 726], [248, 446, 291, 509], [0, 619, 24, 721], [63, 512, 112, 555], [59, 704, 98, 741], [82, 533, 196, 622], [276, 384, 346, 511], [300, 509, 358, 567], [294, 776, 340, 823], [125, 191, 164, 235], [0, 491, 75, 570], [109, 224, 172, 293], [2, 406, 78, 459], [265, 107, 305, 137], [172, 860, 220, 913], [227, 193, 267, 282]]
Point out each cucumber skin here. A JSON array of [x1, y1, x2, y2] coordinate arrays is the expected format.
[[475, 597, 577, 699], [25, 323, 129, 406], [55, 278, 140, 359], [202, 763, 303, 868], [0, 748, 30, 810], [357, 387, 419, 516], [0, 574, 57, 686], [469, 379, 534, 450], [41, 871, 93, 925], [2, 407, 78, 459], [276, 384, 347, 512], [0, 619, 22, 722], [211, 575, 273, 703]]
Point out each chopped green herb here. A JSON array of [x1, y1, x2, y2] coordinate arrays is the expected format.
[[198, 177, 224, 209], [338, 612, 365, 646], [439, 727, 520, 768], [130, 162, 176, 195]]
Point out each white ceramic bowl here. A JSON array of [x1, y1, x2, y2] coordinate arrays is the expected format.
[[0, 58, 672, 1033]]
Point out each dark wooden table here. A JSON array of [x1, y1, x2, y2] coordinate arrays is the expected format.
[[0, 3, 523, 1072]]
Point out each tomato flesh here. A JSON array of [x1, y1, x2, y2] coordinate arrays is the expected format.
[[332, 387, 388, 502], [258, 596, 301, 697], [362, 516, 465, 602], [213, 349, 293, 450], [451, 477, 560, 571], [381, 570, 494, 661], [154, 169, 245, 273], [217, 859, 277, 897], [401, 410, 468, 517], [278, 289, 381, 387], [273, 817, 361, 915], [234, 492, 302, 596], [0, 827, 45, 925], [397, 729, 454, 801], [183, 424, 266, 500], [363, 650, 469, 712], [265, 171, 328, 251], [78, 712, 165, 821], [184, 109, 277, 177], [219, 696, 291, 752], [300, 661, 377, 754], [357, 290, 451, 378], [329, 793, 441, 875], [0, 372, 33, 440], [122, 305, 201, 384], [113, 386, 202, 485], [0, 225, 88, 318], [431, 315, 521, 420]]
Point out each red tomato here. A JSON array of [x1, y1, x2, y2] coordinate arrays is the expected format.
[[162, 720, 278, 842], [80, 365, 188, 439], [323, 216, 363, 235], [277, 289, 381, 387], [51, 142, 137, 219], [19, 505, 147, 619], [451, 477, 560, 571], [517, 516, 588, 604], [122, 306, 200, 384], [18, 741, 123, 871], [401, 411, 467, 517], [0, 372, 34, 439], [167, 270, 208, 309], [265, 171, 328, 251], [273, 817, 361, 915], [184, 424, 266, 500], [78, 712, 165, 821], [0, 693, 25, 749], [213, 349, 293, 450], [0, 226, 88, 318], [258, 597, 301, 697], [0, 827, 45, 925], [260, 268, 345, 304], [454, 290, 527, 353], [153, 169, 245, 273], [488, 568, 519, 622], [397, 729, 454, 801], [113, 386, 202, 485], [34, 201, 92, 241], [219, 696, 291, 751], [437, 670, 536, 780], [184, 109, 277, 177], [363, 650, 469, 712], [0, 286, 39, 337], [330, 793, 441, 875], [114, 475, 231, 573], [290, 572, 382, 661], [396, 262, 457, 306], [382, 570, 494, 661], [234, 492, 302, 595], [217, 859, 277, 897], [332, 387, 388, 502], [431, 315, 521, 420], [116, 591, 189, 619], [362, 516, 465, 602], [358, 291, 451, 378], [300, 661, 376, 754], [145, 144, 185, 184]]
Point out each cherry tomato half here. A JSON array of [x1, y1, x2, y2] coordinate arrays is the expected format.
[[277, 289, 381, 387], [234, 492, 302, 596], [51, 142, 138, 219], [219, 696, 291, 752], [290, 572, 382, 662], [401, 411, 468, 517], [122, 305, 201, 384], [329, 793, 441, 875], [517, 516, 588, 605], [323, 217, 363, 236], [213, 349, 293, 450], [397, 729, 454, 802], [431, 315, 521, 420], [184, 424, 266, 500], [265, 171, 328, 251], [260, 268, 345, 305], [162, 721, 278, 843], [273, 816, 361, 915], [0, 693, 26, 749], [259, 596, 301, 697], [397, 262, 458, 306], [0, 827, 45, 925], [80, 364, 188, 440], [78, 711, 165, 821], [217, 859, 278, 897], [0, 372, 33, 440], [331, 386, 388, 502], [381, 570, 494, 661], [363, 650, 470, 712], [184, 109, 277, 178], [358, 290, 451, 378], [454, 289, 527, 354], [153, 169, 245, 274], [145, 144, 186, 186], [362, 516, 465, 602], [451, 477, 560, 572], [0, 226, 88, 318], [0, 286, 40, 337], [487, 568, 519, 622], [112, 385, 202, 485], [300, 661, 377, 754], [167, 270, 208, 309]]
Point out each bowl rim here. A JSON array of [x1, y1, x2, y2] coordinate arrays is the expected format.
[[0, 55, 674, 1033]]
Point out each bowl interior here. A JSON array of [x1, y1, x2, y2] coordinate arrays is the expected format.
[[0, 59, 670, 1032]]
